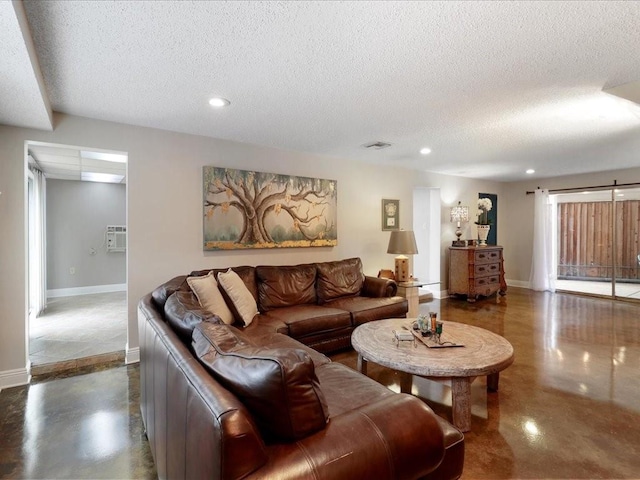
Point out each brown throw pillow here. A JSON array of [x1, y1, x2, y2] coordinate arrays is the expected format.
[[193, 322, 329, 442]]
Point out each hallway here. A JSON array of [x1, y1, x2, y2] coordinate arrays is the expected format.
[[29, 291, 127, 375]]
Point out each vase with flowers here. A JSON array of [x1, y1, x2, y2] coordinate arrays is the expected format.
[[475, 197, 493, 246]]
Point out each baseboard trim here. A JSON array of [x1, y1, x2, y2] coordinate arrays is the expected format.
[[0, 367, 31, 391], [440, 281, 530, 300], [47, 283, 127, 298], [506, 279, 530, 289], [125, 346, 139, 364]]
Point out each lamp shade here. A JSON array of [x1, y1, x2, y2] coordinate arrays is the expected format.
[[387, 230, 418, 255], [450, 202, 469, 223]]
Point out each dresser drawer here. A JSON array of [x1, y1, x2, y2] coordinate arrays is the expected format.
[[474, 249, 501, 264], [474, 275, 500, 288], [475, 262, 500, 277]]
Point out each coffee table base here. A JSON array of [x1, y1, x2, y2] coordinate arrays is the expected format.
[[357, 354, 501, 432]]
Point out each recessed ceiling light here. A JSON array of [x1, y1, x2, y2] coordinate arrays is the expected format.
[[526, 169, 535, 174], [209, 97, 230, 108], [420, 147, 432, 155]]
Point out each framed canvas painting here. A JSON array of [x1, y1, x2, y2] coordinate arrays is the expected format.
[[203, 167, 338, 250]]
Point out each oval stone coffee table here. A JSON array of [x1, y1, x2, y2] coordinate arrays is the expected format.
[[351, 318, 514, 432]]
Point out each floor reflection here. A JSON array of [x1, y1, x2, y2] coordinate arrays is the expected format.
[[0, 365, 156, 479], [334, 288, 640, 479]]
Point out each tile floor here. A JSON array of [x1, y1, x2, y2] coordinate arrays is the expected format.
[[29, 292, 127, 372]]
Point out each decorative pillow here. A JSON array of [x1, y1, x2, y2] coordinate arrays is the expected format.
[[193, 322, 329, 442], [217, 269, 259, 326], [186, 271, 234, 325], [316, 257, 365, 303]]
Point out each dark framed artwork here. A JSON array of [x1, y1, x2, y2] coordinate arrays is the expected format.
[[382, 199, 400, 231], [203, 167, 337, 250], [479, 192, 497, 245]]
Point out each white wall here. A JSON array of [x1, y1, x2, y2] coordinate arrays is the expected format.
[[46, 179, 126, 292], [0, 113, 503, 388], [503, 167, 640, 285]]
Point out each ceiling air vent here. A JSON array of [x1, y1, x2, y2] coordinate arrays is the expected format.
[[363, 141, 392, 150]]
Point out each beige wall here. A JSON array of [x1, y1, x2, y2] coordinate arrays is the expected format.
[[503, 167, 640, 285], [0, 113, 502, 386]]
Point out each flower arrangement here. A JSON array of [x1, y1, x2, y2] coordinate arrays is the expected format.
[[475, 197, 493, 225]]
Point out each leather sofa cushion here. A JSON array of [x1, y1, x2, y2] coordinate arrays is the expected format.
[[249, 332, 331, 368], [314, 362, 395, 416], [193, 322, 329, 442], [256, 264, 317, 311], [164, 290, 223, 344], [151, 275, 188, 308], [316, 257, 365, 303], [262, 305, 352, 338], [327, 296, 408, 326]]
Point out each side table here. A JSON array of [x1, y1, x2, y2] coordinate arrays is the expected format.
[[397, 281, 437, 317]]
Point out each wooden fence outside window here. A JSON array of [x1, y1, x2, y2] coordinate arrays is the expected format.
[[557, 201, 640, 281]]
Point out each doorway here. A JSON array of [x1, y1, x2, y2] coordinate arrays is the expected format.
[[412, 187, 441, 298], [26, 142, 128, 374], [554, 188, 640, 300]]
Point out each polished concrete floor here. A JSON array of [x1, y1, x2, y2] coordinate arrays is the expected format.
[[2, 287, 639, 479], [556, 278, 640, 299], [0, 364, 156, 479], [29, 292, 127, 373]]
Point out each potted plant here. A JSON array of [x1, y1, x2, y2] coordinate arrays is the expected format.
[[475, 197, 493, 246]]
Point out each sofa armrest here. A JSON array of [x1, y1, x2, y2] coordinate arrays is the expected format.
[[246, 394, 445, 480], [362, 275, 398, 297]]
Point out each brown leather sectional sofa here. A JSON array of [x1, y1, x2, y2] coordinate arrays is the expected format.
[[138, 257, 464, 479]]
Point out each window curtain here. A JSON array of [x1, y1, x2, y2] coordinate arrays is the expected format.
[[529, 189, 556, 292], [29, 167, 47, 317]]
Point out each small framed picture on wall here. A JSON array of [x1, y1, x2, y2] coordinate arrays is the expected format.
[[382, 199, 400, 231]]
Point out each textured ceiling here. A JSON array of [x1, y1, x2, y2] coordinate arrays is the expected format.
[[0, 1, 51, 130], [5, 1, 640, 181]]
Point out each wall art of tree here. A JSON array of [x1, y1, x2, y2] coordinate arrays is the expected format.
[[203, 166, 338, 250]]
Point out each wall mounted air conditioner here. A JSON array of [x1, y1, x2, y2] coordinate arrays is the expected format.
[[106, 225, 126, 252]]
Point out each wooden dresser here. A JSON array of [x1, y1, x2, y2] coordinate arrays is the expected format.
[[448, 246, 507, 302]]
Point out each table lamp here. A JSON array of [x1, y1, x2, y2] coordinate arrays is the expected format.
[[387, 230, 418, 282], [450, 201, 469, 247]]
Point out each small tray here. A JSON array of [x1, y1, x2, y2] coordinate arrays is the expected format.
[[410, 329, 465, 348]]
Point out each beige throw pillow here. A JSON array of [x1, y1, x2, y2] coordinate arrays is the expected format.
[[217, 268, 259, 326], [186, 271, 234, 325]]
